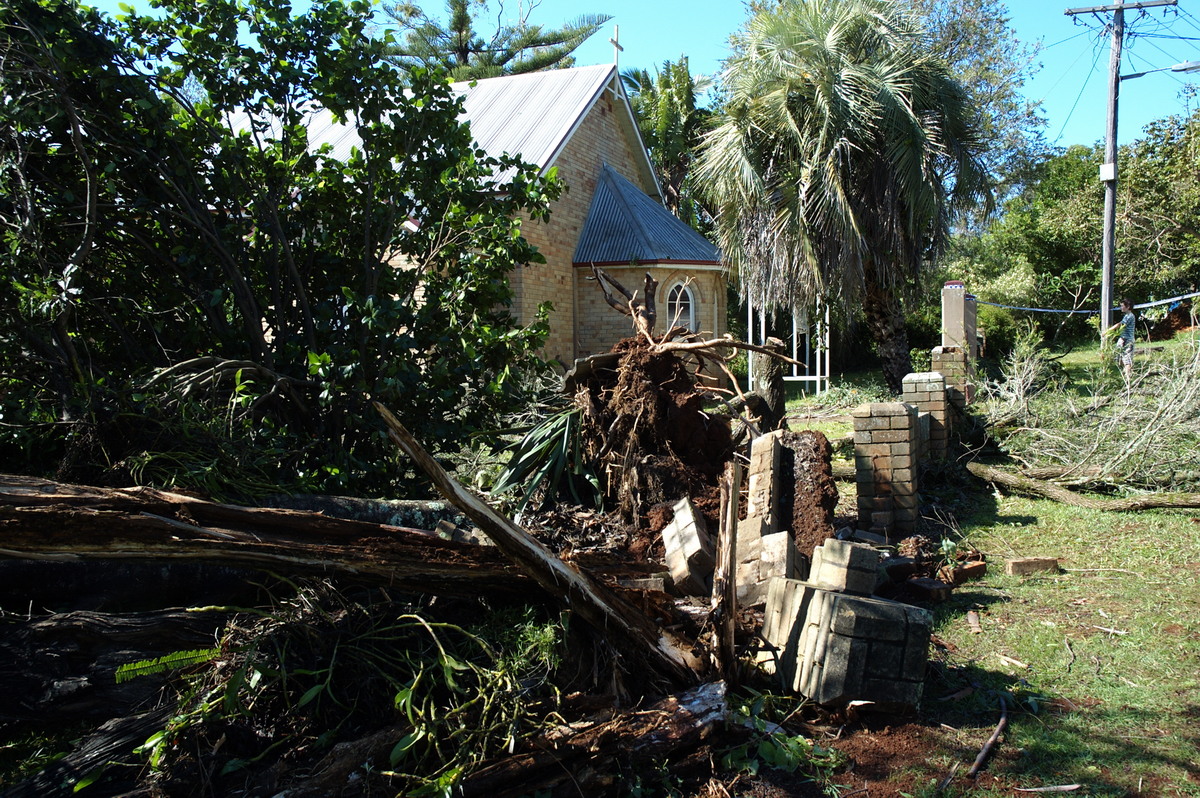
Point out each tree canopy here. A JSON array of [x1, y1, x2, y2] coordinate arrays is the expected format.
[[696, 0, 990, 392], [0, 0, 560, 496], [383, 0, 611, 81], [950, 110, 1200, 335]]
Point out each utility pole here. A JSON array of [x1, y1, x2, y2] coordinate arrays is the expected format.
[[1063, 0, 1177, 330]]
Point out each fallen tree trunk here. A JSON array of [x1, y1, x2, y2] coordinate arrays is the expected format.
[[458, 681, 728, 797], [375, 403, 700, 690], [0, 608, 228, 724], [2, 707, 171, 798], [965, 462, 1200, 511], [0, 475, 533, 598]]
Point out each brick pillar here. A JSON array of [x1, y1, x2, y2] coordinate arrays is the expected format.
[[902, 372, 948, 460], [931, 346, 972, 413], [851, 402, 919, 539]]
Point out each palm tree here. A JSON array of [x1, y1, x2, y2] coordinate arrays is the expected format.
[[695, 0, 990, 392], [384, 0, 611, 81], [622, 58, 712, 226]]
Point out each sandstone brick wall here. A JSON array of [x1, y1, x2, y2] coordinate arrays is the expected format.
[[901, 372, 948, 460], [931, 346, 972, 409]]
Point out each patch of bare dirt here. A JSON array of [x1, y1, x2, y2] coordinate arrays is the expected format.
[[780, 430, 838, 558]]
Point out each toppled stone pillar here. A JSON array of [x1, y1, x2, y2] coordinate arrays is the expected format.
[[781, 431, 838, 558], [735, 516, 801, 606], [762, 577, 933, 707], [736, 431, 803, 606], [852, 402, 919, 539], [746, 431, 783, 533], [902, 372, 949, 460], [809, 539, 880, 595], [661, 497, 714, 596]]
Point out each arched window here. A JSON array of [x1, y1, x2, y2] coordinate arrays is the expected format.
[[666, 283, 698, 332]]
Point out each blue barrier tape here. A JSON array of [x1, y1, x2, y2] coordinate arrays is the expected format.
[[973, 291, 1200, 315]]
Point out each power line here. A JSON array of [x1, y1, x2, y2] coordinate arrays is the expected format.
[[1052, 43, 1106, 143]]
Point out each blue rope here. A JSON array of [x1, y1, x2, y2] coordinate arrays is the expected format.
[[972, 291, 1200, 315], [973, 300, 1094, 314]]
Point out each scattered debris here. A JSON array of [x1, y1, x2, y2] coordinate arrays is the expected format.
[[967, 611, 983, 634]]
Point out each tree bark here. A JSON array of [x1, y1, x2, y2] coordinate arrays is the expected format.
[[862, 265, 912, 394], [374, 403, 700, 690], [966, 461, 1200, 511], [0, 475, 533, 598], [0, 608, 229, 724], [2, 708, 172, 798]]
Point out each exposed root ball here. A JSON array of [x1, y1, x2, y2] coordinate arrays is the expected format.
[[577, 341, 732, 526]]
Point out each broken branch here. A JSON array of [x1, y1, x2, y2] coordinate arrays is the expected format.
[[374, 402, 698, 689], [965, 462, 1200, 511], [967, 697, 1008, 778]]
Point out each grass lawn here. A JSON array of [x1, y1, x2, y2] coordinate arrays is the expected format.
[[791, 338, 1200, 795]]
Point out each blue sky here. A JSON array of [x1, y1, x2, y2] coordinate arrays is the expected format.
[[88, 0, 1200, 149], [535, 0, 1200, 149]]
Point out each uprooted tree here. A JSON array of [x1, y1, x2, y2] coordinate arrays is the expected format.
[[496, 265, 799, 527]]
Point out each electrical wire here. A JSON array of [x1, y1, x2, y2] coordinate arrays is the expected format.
[[1052, 42, 1105, 143]]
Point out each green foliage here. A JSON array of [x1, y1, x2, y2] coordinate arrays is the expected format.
[[382, 0, 611, 81], [976, 303, 1019, 358], [0, 0, 561, 495], [961, 113, 1200, 340], [115, 648, 220, 684], [720, 689, 845, 787], [491, 406, 601, 516], [135, 584, 563, 794]]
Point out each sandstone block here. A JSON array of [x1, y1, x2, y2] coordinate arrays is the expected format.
[[1004, 557, 1060, 575], [747, 431, 783, 531], [661, 497, 714, 596]]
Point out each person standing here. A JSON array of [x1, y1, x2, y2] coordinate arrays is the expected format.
[[1107, 298, 1136, 379]]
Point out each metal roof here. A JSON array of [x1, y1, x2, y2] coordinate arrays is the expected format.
[[452, 65, 632, 185], [573, 164, 720, 266], [227, 65, 660, 195]]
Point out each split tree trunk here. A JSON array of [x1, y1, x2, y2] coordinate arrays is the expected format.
[[0, 475, 533, 598]]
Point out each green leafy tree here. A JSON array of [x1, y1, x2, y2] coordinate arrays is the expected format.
[[621, 57, 713, 227], [383, 0, 611, 81], [961, 113, 1200, 337], [0, 0, 560, 495], [913, 0, 1045, 205], [696, 0, 990, 392]]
